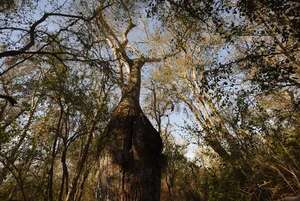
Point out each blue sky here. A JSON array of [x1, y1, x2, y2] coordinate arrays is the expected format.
[[0, 0, 248, 161]]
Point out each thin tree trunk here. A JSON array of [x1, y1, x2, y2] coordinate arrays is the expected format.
[[65, 117, 97, 201], [58, 140, 69, 201], [47, 102, 64, 201]]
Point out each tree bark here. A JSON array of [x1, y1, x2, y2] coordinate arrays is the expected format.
[[97, 59, 163, 201]]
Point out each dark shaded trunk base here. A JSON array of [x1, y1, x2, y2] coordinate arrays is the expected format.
[[97, 100, 163, 201]]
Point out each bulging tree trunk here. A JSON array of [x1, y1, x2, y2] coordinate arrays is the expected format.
[[97, 60, 163, 201]]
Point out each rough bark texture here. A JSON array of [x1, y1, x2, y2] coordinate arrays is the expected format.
[[97, 60, 163, 201]]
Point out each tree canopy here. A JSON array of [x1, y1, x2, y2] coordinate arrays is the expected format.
[[0, 0, 299, 201]]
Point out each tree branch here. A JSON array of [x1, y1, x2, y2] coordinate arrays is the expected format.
[[95, 7, 131, 64], [143, 50, 180, 63], [0, 12, 101, 59], [0, 94, 17, 106]]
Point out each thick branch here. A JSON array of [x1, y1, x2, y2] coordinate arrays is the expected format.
[[121, 21, 136, 48], [120, 0, 136, 47], [0, 12, 100, 59], [95, 8, 131, 64], [143, 50, 180, 63]]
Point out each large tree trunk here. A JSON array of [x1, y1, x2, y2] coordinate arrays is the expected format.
[[97, 60, 163, 201]]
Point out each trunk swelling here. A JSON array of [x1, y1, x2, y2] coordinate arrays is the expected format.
[[97, 60, 163, 201]]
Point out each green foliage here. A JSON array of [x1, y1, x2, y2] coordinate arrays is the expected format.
[[1, 0, 300, 201]]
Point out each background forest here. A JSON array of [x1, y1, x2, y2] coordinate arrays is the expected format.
[[0, 0, 299, 201]]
